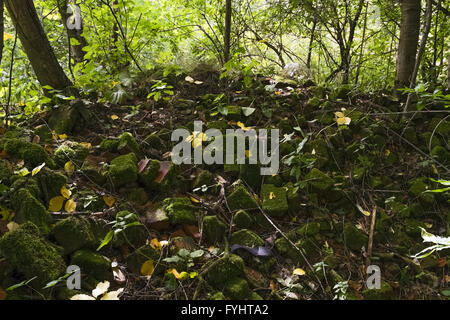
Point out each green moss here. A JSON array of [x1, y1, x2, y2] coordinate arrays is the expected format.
[[0, 160, 12, 185], [306, 168, 334, 191], [225, 106, 242, 121], [11, 177, 41, 199], [234, 210, 253, 229], [138, 159, 160, 189], [307, 97, 321, 108], [99, 139, 119, 153], [70, 250, 111, 281], [206, 254, 245, 288], [126, 245, 161, 274], [431, 146, 449, 164], [210, 292, 226, 300], [0, 222, 66, 288], [296, 222, 320, 238], [113, 211, 147, 248], [80, 155, 107, 185], [144, 133, 165, 149], [194, 170, 215, 189], [125, 188, 148, 205], [227, 186, 259, 212], [230, 229, 264, 247], [203, 216, 226, 244], [344, 224, 368, 251], [54, 141, 89, 167], [4, 139, 55, 168], [261, 184, 288, 217], [163, 197, 196, 225], [52, 217, 97, 254], [48, 105, 79, 134], [224, 277, 252, 300], [37, 167, 68, 203], [362, 281, 394, 300], [34, 125, 53, 142], [285, 183, 301, 214], [108, 153, 138, 187], [117, 132, 141, 157], [10, 188, 51, 234]]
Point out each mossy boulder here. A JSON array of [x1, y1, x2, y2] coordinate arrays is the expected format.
[[138, 159, 161, 189], [52, 217, 98, 254], [203, 216, 226, 244], [0, 160, 12, 185], [230, 229, 264, 247], [224, 277, 252, 300], [144, 133, 165, 150], [10, 177, 41, 199], [0, 222, 66, 287], [227, 186, 259, 212], [362, 281, 394, 300], [99, 139, 119, 153], [108, 153, 138, 187], [117, 132, 141, 157], [124, 188, 148, 205], [48, 104, 80, 134], [194, 170, 215, 189], [54, 141, 89, 167], [162, 197, 196, 225], [306, 168, 334, 191], [113, 211, 147, 248], [205, 254, 245, 288], [261, 184, 288, 217], [4, 139, 55, 168], [296, 222, 321, 238], [70, 250, 111, 281], [37, 167, 68, 203], [10, 188, 52, 234], [81, 155, 107, 185], [344, 224, 368, 251], [233, 210, 253, 229], [126, 245, 161, 274]]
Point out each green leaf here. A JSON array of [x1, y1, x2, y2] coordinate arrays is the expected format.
[[97, 230, 114, 251], [242, 107, 256, 117]]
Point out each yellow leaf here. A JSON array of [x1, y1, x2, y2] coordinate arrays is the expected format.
[[356, 204, 371, 217], [3, 32, 13, 41], [269, 192, 276, 200], [60, 185, 72, 199], [48, 196, 65, 212], [65, 199, 77, 213], [31, 163, 46, 176], [103, 195, 116, 207], [385, 149, 391, 156], [58, 134, 68, 140], [293, 268, 306, 276], [190, 196, 200, 203], [237, 121, 250, 131], [80, 142, 92, 149], [337, 117, 347, 125], [111, 115, 119, 120], [140, 260, 154, 276], [335, 112, 345, 118], [64, 161, 75, 176], [150, 238, 162, 250], [167, 269, 188, 280], [245, 150, 252, 158]]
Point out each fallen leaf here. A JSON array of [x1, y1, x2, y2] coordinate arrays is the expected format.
[[269, 192, 275, 200], [70, 294, 95, 300], [65, 199, 77, 213], [293, 268, 306, 276], [138, 158, 150, 174], [190, 196, 200, 203], [150, 238, 162, 250], [185, 76, 195, 83], [140, 260, 154, 276], [111, 115, 119, 120], [48, 196, 65, 212], [154, 161, 171, 183], [64, 161, 75, 176], [92, 281, 110, 298], [31, 163, 46, 176], [103, 195, 116, 207], [6, 221, 19, 232], [3, 32, 13, 41], [100, 288, 123, 300], [60, 185, 72, 199], [80, 142, 92, 149]]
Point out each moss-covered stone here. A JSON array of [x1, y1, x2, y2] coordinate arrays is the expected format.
[[227, 186, 259, 212], [4, 139, 55, 168], [117, 132, 141, 157], [137, 159, 160, 189], [108, 153, 138, 187], [54, 141, 89, 167], [124, 188, 148, 205], [306, 168, 334, 191], [230, 229, 264, 247], [362, 281, 394, 300], [37, 167, 68, 203], [52, 217, 97, 254], [10, 177, 41, 199], [113, 211, 147, 248], [296, 222, 320, 238], [205, 254, 245, 288], [194, 170, 215, 189], [48, 104, 79, 134], [0, 222, 66, 287], [10, 188, 51, 234], [344, 224, 368, 251], [126, 245, 161, 274], [224, 277, 252, 299], [203, 216, 226, 243], [34, 125, 53, 142], [70, 250, 111, 281], [81, 155, 108, 185], [144, 133, 165, 150], [163, 197, 196, 225], [261, 184, 288, 217], [234, 210, 253, 229], [99, 139, 119, 153], [0, 160, 12, 185]]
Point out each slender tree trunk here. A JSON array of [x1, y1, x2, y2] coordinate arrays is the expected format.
[[0, 0, 4, 65], [5, 0, 72, 90], [355, 2, 369, 85], [394, 0, 421, 92], [306, 18, 317, 71], [223, 0, 232, 63], [57, 0, 88, 64]]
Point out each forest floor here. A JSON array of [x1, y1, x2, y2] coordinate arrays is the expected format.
[[0, 68, 449, 300]]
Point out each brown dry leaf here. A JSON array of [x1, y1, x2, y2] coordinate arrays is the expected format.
[[183, 224, 200, 239], [154, 161, 171, 183]]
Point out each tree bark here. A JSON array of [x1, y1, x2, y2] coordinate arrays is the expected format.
[[394, 0, 421, 92], [0, 0, 4, 65], [223, 0, 232, 63], [5, 0, 72, 90], [57, 0, 88, 64]]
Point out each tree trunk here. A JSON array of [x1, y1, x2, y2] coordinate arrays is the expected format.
[[57, 0, 88, 64], [223, 0, 232, 63], [394, 0, 421, 92], [5, 0, 72, 90], [0, 0, 4, 65]]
